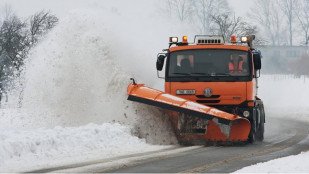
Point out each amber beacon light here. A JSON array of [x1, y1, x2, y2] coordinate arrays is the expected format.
[[231, 35, 237, 43], [182, 36, 188, 43]]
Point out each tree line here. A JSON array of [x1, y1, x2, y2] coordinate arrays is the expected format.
[[163, 0, 309, 46], [162, 0, 309, 76], [251, 0, 309, 46], [163, 0, 262, 44], [0, 6, 58, 104], [251, 0, 309, 75]]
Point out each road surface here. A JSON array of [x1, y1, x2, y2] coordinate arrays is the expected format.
[[29, 116, 309, 173]]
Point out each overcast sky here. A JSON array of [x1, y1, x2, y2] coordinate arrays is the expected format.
[[229, 0, 254, 17], [0, 0, 254, 18]]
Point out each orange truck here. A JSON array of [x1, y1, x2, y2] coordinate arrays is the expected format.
[[127, 35, 265, 144]]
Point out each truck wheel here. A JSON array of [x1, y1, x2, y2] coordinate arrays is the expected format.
[[256, 121, 264, 141], [256, 106, 265, 141], [248, 114, 257, 143], [248, 130, 256, 143]]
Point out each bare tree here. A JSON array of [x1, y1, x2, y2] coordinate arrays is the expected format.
[[294, 0, 309, 45], [210, 12, 263, 45], [0, 15, 28, 72], [237, 23, 266, 45], [162, 0, 229, 34], [29, 10, 58, 45], [0, 13, 28, 105], [175, 0, 193, 22], [279, 0, 296, 46], [165, 0, 174, 17], [250, 0, 285, 45], [192, 0, 229, 34], [164, 0, 193, 22], [211, 13, 242, 42], [0, 4, 13, 21], [0, 8, 58, 104]]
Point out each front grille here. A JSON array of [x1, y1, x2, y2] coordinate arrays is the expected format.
[[196, 95, 220, 99], [196, 100, 220, 104]]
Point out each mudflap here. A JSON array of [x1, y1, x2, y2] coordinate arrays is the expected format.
[[127, 83, 251, 144]]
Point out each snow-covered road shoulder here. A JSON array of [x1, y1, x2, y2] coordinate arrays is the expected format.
[[0, 122, 169, 172], [235, 151, 309, 173]]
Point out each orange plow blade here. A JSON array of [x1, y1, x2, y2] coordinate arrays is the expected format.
[[127, 83, 251, 142]]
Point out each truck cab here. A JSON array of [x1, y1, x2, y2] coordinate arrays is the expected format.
[[157, 35, 265, 143]]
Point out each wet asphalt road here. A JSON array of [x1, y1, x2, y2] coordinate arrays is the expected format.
[[107, 117, 309, 173]]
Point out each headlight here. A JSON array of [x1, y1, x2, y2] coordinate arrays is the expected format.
[[176, 90, 195, 95], [169, 37, 178, 43], [243, 111, 250, 117]]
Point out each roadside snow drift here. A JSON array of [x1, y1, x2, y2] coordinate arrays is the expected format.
[[0, 123, 167, 172], [235, 151, 309, 173]]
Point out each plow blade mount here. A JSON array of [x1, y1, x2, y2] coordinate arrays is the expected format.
[[127, 83, 251, 142]]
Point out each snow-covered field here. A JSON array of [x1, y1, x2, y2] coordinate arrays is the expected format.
[[259, 75, 309, 117], [0, 0, 309, 172]]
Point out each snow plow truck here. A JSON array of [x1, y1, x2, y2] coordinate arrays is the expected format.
[[127, 35, 265, 145]]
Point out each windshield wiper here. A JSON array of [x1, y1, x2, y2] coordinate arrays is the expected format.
[[213, 73, 233, 76], [191, 72, 232, 77], [172, 72, 191, 76], [191, 72, 209, 76]]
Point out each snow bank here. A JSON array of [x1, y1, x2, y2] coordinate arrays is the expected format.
[[259, 75, 309, 109], [0, 122, 167, 172], [235, 151, 309, 173]]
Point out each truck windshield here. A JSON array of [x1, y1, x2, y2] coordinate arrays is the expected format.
[[168, 49, 250, 77]]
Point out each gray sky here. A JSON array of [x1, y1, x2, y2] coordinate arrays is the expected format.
[[0, 0, 254, 18], [229, 0, 254, 17]]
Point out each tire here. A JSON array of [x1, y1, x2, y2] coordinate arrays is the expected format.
[[256, 121, 264, 141], [248, 111, 257, 143], [256, 106, 265, 141], [248, 130, 256, 143]]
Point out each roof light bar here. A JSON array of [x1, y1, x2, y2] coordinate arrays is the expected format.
[[194, 35, 224, 45]]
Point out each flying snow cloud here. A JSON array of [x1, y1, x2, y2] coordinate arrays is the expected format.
[[0, 0, 184, 144], [0, 2, 182, 170]]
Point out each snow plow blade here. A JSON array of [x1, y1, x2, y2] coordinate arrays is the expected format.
[[127, 83, 251, 142]]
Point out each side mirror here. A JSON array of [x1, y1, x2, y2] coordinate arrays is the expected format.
[[253, 53, 261, 70], [156, 54, 166, 71]]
